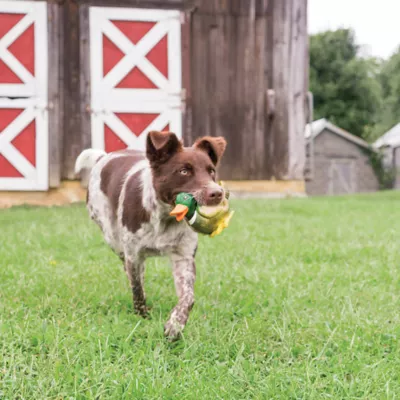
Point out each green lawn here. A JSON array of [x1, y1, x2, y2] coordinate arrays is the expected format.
[[1, 192, 400, 399]]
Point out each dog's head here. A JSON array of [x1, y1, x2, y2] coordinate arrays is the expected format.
[[146, 131, 227, 207]]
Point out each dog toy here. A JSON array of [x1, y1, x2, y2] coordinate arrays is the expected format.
[[170, 189, 234, 237]]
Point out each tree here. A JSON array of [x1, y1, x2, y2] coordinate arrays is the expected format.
[[373, 47, 400, 136], [310, 29, 382, 139]]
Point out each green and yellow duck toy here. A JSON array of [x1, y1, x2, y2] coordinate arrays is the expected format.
[[170, 188, 234, 237]]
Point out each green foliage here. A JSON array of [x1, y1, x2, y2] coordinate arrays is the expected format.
[[310, 29, 383, 139], [372, 47, 400, 137], [365, 147, 395, 189], [2, 198, 400, 398], [310, 29, 400, 143]]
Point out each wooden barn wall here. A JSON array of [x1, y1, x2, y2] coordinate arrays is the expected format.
[[189, 0, 308, 180], [47, 3, 63, 187], [58, 0, 189, 180], [49, 0, 308, 181], [189, 0, 268, 179]]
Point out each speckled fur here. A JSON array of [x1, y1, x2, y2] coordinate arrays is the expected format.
[[76, 150, 198, 339], [75, 133, 226, 340]]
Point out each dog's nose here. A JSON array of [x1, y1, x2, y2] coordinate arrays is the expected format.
[[206, 187, 223, 204]]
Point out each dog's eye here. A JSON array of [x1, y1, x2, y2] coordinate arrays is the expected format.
[[180, 168, 189, 176], [209, 168, 216, 176]]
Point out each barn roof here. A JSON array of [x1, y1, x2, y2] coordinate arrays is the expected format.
[[305, 118, 371, 150], [373, 123, 400, 149]]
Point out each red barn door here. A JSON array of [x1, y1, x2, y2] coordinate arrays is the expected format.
[[89, 7, 182, 153], [0, 1, 48, 190]]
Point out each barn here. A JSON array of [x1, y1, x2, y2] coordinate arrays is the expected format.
[[0, 0, 309, 205], [305, 119, 379, 196]]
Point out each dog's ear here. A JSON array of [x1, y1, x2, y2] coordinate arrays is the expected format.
[[193, 136, 227, 165], [146, 131, 183, 166]]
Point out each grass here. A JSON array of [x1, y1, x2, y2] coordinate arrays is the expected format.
[[1, 192, 400, 399]]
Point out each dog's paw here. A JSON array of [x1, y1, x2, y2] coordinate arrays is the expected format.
[[164, 319, 185, 341], [134, 304, 151, 319]]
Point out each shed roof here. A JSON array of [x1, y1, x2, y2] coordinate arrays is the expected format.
[[305, 118, 371, 150], [373, 123, 400, 149]]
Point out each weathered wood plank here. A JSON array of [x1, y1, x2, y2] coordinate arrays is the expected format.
[[254, 10, 268, 178], [264, 0, 274, 178], [181, 9, 193, 146], [62, 0, 82, 179], [268, 0, 307, 180], [288, 0, 308, 180], [47, 2, 62, 188], [79, 5, 92, 156], [58, 1, 66, 183], [190, 10, 208, 137], [270, 0, 290, 179], [237, 4, 256, 178]]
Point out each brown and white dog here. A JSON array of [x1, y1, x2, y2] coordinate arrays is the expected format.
[[75, 131, 227, 339]]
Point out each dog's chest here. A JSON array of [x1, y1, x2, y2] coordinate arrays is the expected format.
[[131, 217, 197, 257]]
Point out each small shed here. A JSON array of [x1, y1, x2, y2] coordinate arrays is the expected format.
[[305, 119, 379, 196], [394, 144, 400, 189], [374, 123, 400, 149], [373, 123, 400, 189]]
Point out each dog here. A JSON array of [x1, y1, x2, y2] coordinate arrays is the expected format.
[[75, 131, 227, 339]]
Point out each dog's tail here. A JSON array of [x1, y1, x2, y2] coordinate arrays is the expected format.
[[75, 149, 106, 175]]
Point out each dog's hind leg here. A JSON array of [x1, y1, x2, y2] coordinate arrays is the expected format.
[[164, 254, 196, 340], [124, 256, 148, 317]]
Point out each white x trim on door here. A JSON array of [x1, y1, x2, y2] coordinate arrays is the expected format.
[[0, 1, 48, 191], [101, 19, 170, 92], [90, 8, 181, 101], [0, 1, 47, 99], [89, 7, 183, 152], [92, 101, 182, 150], [0, 98, 48, 190]]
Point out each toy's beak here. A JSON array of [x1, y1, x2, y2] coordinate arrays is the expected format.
[[170, 204, 189, 222]]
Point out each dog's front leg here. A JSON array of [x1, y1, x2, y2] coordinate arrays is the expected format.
[[164, 254, 196, 340], [124, 256, 148, 317]]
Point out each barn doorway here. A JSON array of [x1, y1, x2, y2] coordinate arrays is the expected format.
[[88, 7, 183, 153]]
